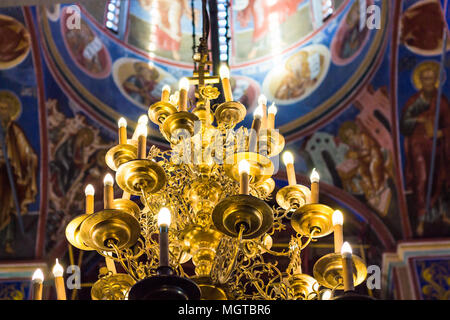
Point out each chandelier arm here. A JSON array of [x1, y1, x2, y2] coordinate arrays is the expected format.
[[300, 228, 319, 250], [331, 280, 343, 296], [96, 249, 119, 261], [255, 242, 289, 257], [109, 241, 139, 281], [217, 225, 245, 284]]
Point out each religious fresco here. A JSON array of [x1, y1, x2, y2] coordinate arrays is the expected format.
[[39, 4, 190, 145], [262, 44, 330, 104], [0, 0, 447, 300], [0, 280, 30, 300], [0, 7, 41, 260], [36, 0, 390, 144], [45, 97, 114, 254], [60, 6, 112, 79], [330, 0, 371, 65], [232, 0, 390, 135], [229, 75, 260, 113], [45, 4, 60, 22], [0, 14, 31, 70], [0, 91, 38, 256], [400, 0, 450, 56], [284, 96, 403, 240], [398, 0, 450, 238], [113, 58, 177, 110], [232, 0, 308, 62]]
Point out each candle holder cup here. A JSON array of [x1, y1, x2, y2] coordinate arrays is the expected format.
[[148, 101, 178, 126], [276, 185, 311, 210], [288, 273, 319, 299], [214, 101, 246, 128], [105, 144, 138, 171], [161, 111, 199, 145], [312, 252, 367, 290], [116, 159, 166, 196], [212, 194, 273, 239], [112, 198, 141, 219], [255, 178, 276, 197], [66, 214, 95, 251], [79, 208, 141, 251], [291, 203, 334, 238]]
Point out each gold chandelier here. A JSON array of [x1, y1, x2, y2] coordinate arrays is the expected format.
[[33, 1, 370, 301]]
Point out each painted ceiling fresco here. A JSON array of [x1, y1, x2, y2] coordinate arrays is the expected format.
[[0, 0, 449, 299]]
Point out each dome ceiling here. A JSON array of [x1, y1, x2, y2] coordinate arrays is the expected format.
[[0, 1, 449, 294]]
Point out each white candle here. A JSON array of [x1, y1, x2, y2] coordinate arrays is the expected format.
[[258, 95, 267, 129], [249, 106, 263, 152], [161, 84, 171, 102], [158, 207, 171, 267], [103, 174, 114, 209], [239, 159, 250, 195], [283, 151, 296, 186], [332, 210, 344, 253], [267, 103, 277, 130], [85, 184, 95, 214], [341, 242, 355, 292], [220, 65, 233, 102], [118, 117, 127, 145], [32, 269, 44, 300], [310, 168, 320, 203], [137, 124, 148, 159], [179, 78, 190, 111]]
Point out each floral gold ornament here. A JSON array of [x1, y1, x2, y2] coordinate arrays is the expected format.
[[199, 85, 220, 100]]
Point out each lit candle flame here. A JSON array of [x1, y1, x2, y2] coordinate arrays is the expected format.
[[310, 168, 320, 183], [332, 210, 343, 226], [103, 174, 114, 186], [158, 207, 171, 227], [321, 290, 332, 300], [138, 115, 148, 125], [282, 151, 294, 165], [32, 268, 44, 282], [258, 94, 267, 106], [238, 159, 250, 175], [118, 117, 127, 128], [179, 77, 190, 91], [52, 259, 64, 277], [219, 65, 230, 79], [162, 84, 171, 94], [84, 184, 95, 196], [341, 242, 352, 255], [253, 105, 264, 119], [268, 103, 277, 115], [136, 124, 148, 138]]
